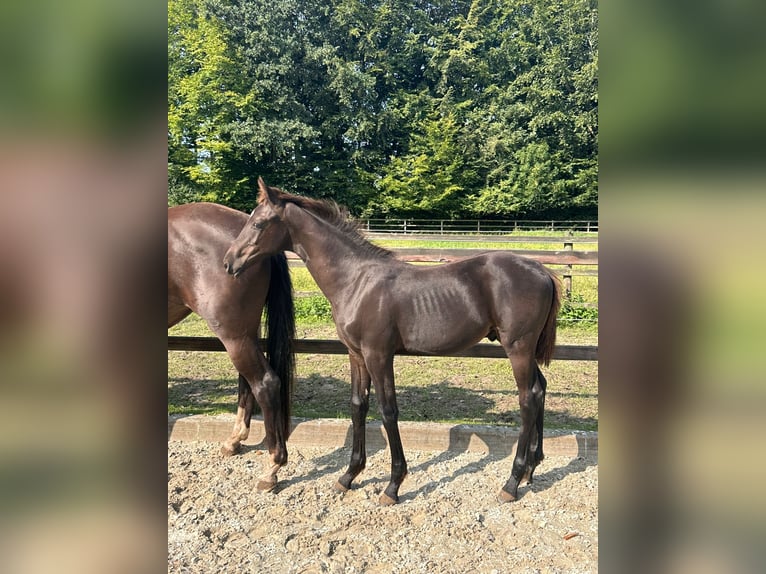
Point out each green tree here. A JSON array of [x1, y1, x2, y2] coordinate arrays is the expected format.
[[168, 0, 597, 219], [468, 0, 598, 218], [375, 95, 480, 217], [168, 0, 253, 204]]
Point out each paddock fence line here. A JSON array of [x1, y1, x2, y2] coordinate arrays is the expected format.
[[361, 219, 598, 234], [168, 336, 598, 361]]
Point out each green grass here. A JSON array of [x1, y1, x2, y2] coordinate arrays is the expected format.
[[369, 229, 596, 250]]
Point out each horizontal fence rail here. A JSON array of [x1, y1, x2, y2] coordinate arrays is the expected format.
[[364, 232, 598, 245], [284, 249, 596, 265], [362, 219, 598, 234], [286, 247, 596, 265], [168, 336, 598, 361], [286, 243, 599, 290]]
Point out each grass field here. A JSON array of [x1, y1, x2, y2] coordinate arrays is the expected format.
[[169, 237, 598, 431], [370, 233, 598, 253]]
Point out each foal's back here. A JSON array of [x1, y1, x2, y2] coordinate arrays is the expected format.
[[369, 251, 555, 355]]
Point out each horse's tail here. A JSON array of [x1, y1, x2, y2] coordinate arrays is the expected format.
[[536, 268, 561, 367], [264, 253, 296, 438]]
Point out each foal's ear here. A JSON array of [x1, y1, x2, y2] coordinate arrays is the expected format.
[[257, 177, 284, 210]]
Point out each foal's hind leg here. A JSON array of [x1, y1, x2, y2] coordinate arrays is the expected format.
[[521, 367, 547, 486], [498, 339, 541, 503], [335, 354, 371, 492]]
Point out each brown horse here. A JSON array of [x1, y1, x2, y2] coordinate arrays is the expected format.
[[169, 202, 295, 490], [224, 179, 561, 504]]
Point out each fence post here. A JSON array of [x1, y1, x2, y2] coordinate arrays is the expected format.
[[563, 241, 573, 299]]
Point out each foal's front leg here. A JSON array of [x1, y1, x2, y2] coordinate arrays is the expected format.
[[335, 354, 371, 492], [366, 351, 407, 506]]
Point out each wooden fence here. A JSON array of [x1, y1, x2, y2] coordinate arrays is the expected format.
[[168, 234, 598, 361], [168, 336, 597, 361], [361, 219, 599, 233]]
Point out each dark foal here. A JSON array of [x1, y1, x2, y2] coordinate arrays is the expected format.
[[224, 180, 560, 504], [169, 202, 295, 490]]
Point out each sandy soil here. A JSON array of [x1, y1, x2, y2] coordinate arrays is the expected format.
[[168, 440, 597, 573]]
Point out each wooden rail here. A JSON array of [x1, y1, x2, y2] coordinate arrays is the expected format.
[[287, 244, 599, 292], [285, 248, 596, 267], [361, 219, 598, 234], [363, 232, 598, 244], [168, 336, 598, 361], [362, 231, 598, 245]]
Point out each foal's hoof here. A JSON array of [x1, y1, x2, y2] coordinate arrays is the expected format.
[[496, 489, 516, 503], [257, 478, 278, 492], [379, 493, 398, 506], [220, 443, 241, 457]]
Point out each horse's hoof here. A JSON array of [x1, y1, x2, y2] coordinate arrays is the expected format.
[[497, 489, 516, 503], [257, 478, 277, 492], [333, 481, 349, 493], [379, 493, 398, 506], [220, 444, 240, 457]]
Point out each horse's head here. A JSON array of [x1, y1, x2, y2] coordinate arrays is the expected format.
[[223, 178, 291, 277]]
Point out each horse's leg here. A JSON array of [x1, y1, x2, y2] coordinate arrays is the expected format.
[[522, 366, 547, 485], [224, 337, 288, 491], [498, 339, 540, 503], [221, 374, 255, 456], [365, 351, 407, 506], [335, 354, 371, 492]]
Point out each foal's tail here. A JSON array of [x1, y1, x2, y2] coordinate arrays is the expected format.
[[536, 269, 562, 367], [264, 253, 296, 438]]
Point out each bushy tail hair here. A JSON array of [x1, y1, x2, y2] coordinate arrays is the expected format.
[[264, 253, 296, 437], [535, 269, 561, 367]]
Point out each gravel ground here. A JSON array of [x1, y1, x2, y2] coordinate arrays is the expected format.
[[168, 441, 597, 573]]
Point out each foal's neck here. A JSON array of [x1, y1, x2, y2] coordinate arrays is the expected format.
[[283, 203, 374, 300]]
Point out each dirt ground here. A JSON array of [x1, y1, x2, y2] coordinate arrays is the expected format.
[[168, 440, 597, 573]]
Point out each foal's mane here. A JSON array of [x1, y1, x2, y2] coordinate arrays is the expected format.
[[260, 186, 395, 260]]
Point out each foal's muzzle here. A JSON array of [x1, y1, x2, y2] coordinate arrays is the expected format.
[[222, 253, 242, 276]]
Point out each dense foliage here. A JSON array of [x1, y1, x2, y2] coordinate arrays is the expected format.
[[169, 0, 597, 218]]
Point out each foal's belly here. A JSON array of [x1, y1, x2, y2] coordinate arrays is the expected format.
[[399, 317, 489, 355]]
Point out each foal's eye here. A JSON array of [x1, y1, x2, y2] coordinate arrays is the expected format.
[[252, 222, 264, 230]]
